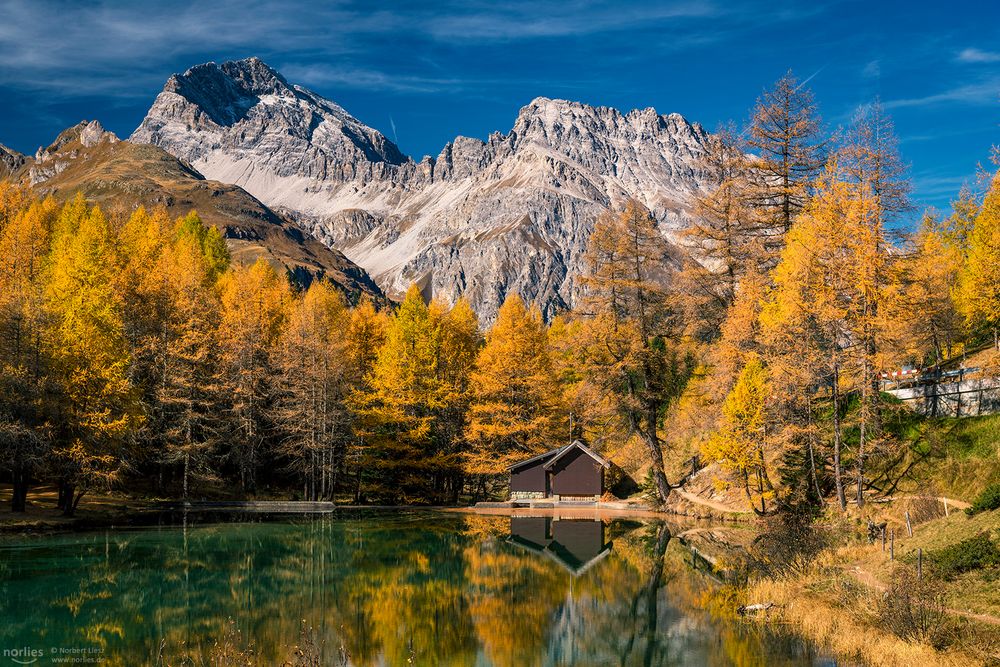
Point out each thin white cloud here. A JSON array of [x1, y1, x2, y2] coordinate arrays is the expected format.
[[0, 0, 821, 99], [957, 48, 1000, 64], [884, 79, 1000, 109], [280, 64, 463, 94], [423, 1, 722, 41], [862, 60, 880, 79]]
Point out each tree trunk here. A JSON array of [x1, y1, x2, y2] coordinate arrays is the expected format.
[[639, 407, 671, 503], [831, 361, 847, 510], [57, 480, 72, 512], [61, 484, 78, 517], [856, 411, 866, 508], [11, 473, 29, 513], [183, 452, 190, 500], [805, 398, 824, 504]]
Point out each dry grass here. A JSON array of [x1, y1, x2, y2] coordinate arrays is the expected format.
[[859, 507, 1000, 618], [746, 575, 982, 667], [737, 503, 1000, 667]]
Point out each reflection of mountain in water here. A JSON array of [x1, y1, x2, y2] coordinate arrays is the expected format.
[[508, 517, 612, 576]]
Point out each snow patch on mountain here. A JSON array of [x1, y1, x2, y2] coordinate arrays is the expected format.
[[132, 57, 710, 321]]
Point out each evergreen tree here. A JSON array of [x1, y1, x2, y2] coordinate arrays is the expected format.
[[276, 279, 351, 500], [216, 259, 289, 493], [465, 294, 560, 486], [581, 201, 692, 503], [45, 196, 141, 515], [958, 173, 1000, 348]]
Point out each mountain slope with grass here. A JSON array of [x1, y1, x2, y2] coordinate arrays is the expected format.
[[7, 120, 383, 300]]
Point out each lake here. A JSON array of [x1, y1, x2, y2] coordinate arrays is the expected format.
[[0, 510, 839, 666]]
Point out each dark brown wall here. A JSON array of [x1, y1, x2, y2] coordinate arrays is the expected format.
[[510, 517, 552, 548], [551, 519, 606, 564], [550, 447, 603, 496], [510, 460, 548, 492]]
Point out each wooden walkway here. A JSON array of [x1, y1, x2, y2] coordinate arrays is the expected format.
[[154, 501, 423, 513]]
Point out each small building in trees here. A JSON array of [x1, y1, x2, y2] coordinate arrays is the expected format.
[[508, 440, 609, 502]]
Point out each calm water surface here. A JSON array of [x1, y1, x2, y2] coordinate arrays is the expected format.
[[0, 510, 839, 666]]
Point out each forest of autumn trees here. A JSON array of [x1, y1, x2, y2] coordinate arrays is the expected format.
[[1, 71, 999, 513]]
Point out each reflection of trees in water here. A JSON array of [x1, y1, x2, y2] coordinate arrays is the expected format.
[[0, 514, 825, 666], [559, 522, 687, 667]]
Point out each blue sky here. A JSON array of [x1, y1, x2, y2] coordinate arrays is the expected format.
[[0, 0, 997, 219]]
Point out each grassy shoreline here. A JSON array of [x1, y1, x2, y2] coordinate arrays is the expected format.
[[734, 503, 1000, 667]]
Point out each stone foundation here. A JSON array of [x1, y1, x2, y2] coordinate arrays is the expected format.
[[510, 491, 545, 500]]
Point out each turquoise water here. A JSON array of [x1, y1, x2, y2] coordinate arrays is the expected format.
[[0, 511, 837, 665]]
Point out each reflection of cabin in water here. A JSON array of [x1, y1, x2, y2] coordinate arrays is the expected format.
[[509, 440, 609, 502], [508, 516, 612, 575]]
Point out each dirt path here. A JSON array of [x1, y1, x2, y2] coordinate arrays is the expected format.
[[876, 495, 972, 510], [671, 488, 750, 515], [845, 563, 1000, 626]]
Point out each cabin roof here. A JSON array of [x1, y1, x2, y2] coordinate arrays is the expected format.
[[507, 445, 565, 471], [544, 440, 610, 470], [508, 440, 609, 471]]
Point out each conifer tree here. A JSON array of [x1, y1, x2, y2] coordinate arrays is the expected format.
[[352, 285, 442, 502], [46, 196, 141, 515], [156, 214, 227, 498], [746, 70, 826, 252], [703, 355, 774, 513], [900, 212, 963, 365], [958, 173, 1000, 348], [431, 297, 479, 501], [942, 186, 979, 253], [680, 125, 763, 334], [837, 103, 910, 506], [581, 201, 692, 503], [276, 279, 351, 500], [465, 294, 560, 485], [344, 296, 388, 499], [0, 194, 57, 511], [216, 259, 289, 493]]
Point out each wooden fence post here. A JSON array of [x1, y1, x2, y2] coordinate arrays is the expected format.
[[905, 511, 912, 537], [881, 526, 886, 552], [890, 529, 895, 560], [943, 498, 949, 517]]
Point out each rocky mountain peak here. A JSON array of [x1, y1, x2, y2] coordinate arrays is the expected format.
[[30, 121, 119, 185], [219, 57, 292, 96], [132, 57, 408, 183], [133, 59, 711, 322], [37, 120, 118, 159], [0, 143, 27, 178], [162, 58, 292, 128]]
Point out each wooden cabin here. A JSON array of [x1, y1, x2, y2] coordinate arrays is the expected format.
[[508, 440, 610, 502]]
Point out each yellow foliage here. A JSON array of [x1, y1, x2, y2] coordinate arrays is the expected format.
[[465, 294, 561, 475], [957, 173, 1000, 345]]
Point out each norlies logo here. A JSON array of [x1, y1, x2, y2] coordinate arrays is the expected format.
[[2, 647, 42, 665]]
